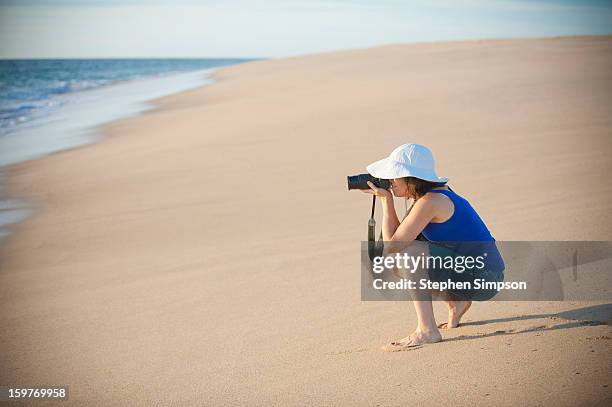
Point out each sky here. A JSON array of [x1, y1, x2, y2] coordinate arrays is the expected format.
[[0, 0, 611, 58]]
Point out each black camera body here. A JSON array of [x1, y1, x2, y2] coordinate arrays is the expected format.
[[347, 173, 390, 190]]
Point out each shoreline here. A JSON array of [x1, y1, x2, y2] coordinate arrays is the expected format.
[[1, 36, 611, 405], [0, 65, 245, 240], [0, 68, 219, 167]]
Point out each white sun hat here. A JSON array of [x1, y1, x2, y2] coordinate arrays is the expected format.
[[366, 143, 448, 183]]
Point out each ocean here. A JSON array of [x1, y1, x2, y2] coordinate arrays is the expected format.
[[0, 58, 254, 166], [0, 58, 254, 238]]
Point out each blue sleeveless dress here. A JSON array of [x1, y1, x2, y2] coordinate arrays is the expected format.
[[420, 189, 505, 301]]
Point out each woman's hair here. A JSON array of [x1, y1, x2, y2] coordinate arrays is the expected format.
[[404, 177, 447, 199]]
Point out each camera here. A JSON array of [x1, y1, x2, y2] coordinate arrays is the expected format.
[[347, 174, 390, 190]]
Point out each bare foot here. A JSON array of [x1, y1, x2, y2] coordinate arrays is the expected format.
[[381, 329, 442, 352], [438, 300, 472, 329]]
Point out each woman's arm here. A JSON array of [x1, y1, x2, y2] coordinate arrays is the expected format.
[[362, 181, 400, 240], [380, 195, 401, 241], [390, 196, 437, 242], [363, 181, 437, 243]]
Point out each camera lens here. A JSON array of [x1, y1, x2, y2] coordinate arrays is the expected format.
[[347, 174, 390, 190]]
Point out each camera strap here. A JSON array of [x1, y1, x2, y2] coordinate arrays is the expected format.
[[367, 195, 384, 261]]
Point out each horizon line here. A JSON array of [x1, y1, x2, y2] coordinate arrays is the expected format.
[[2, 33, 611, 60]]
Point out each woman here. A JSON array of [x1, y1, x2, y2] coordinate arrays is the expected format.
[[361, 143, 504, 351]]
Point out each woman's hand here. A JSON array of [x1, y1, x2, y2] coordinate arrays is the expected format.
[[361, 181, 392, 199]]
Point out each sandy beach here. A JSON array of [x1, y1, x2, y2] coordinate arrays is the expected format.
[[1, 36, 611, 405]]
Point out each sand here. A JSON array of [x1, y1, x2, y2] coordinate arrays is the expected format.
[[1, 36, 611, 406]]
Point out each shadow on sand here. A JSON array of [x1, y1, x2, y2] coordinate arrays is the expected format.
[[444, 303, 612, 343]]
